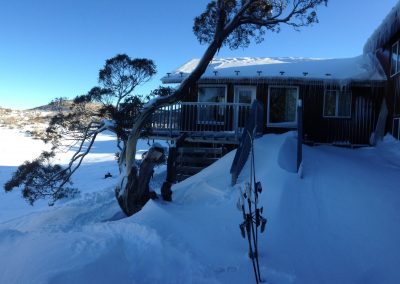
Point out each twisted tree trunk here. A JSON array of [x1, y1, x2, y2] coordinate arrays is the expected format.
[[116, 145, 165, 216], [116, 27, 230, 216]]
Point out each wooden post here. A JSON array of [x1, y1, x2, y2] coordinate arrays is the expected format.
[[297, 99, 303, 173], [161, 134, 187, 201]]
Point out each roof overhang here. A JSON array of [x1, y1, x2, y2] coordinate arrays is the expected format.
[[364, 1, 400, 53], [162, 55, 387, 85]]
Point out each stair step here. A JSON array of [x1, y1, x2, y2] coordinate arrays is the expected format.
[[177, 166, 204, 175], [173, 144, 229, 182], [176, 156, 219, 165], [177, 147, 223, 155], [176, 174, 192, 182]]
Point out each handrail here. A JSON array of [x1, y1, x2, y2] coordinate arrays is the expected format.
[[147, 101, 253, 138], [181, 102, 252, 107]]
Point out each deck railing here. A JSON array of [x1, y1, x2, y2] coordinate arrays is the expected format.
[[148, 102, 253, 137]]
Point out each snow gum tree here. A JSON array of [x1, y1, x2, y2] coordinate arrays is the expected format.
[[118, 0, 328, 215], [5, 54, 157, 206], [5, 0, 328, 214]]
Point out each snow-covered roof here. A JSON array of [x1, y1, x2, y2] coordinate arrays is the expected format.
[[161, 55, 386, 84], [364, 1, 400, 53]]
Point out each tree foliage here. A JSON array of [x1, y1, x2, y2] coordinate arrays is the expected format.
[[5, 54, 156, 205], [99, 54, 156, 108], [45, 54, 156, 146], [193, 0, 326, 49], [4, 151, 77, 205]]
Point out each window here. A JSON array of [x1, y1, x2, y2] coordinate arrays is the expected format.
[[234, 86, 256, 128], [197, 85, 226, 124], [323, 90, 351, 118], [393, 118, 400, 140], [268, 86, 298, 127], [234, 86, 256, 104], [391, 41, 399, 76], [198, 85, 226, 103]]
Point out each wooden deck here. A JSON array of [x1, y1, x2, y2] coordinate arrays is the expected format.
[[143, 102, 252, 144]]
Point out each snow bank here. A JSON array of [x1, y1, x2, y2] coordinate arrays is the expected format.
[[0, 128, 164, 222], [1, 129, 400, 283], [162, 55, 386, 84], [0, 127, 49, 166], [277, 132, 298, 173]]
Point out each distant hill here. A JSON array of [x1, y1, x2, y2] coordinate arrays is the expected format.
[[29, 99, 101, 113], [0, 100, 101, 139], [29, 100, 74, 112]]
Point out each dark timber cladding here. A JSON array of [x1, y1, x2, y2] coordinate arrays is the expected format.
[[363, 2, 400, 137], [372, 40, 400, 132], [184, 78, 385, 145], [302, 84, 384, 145], [394, 76, 400, 117]]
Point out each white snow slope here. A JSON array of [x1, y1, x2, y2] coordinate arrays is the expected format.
[[0, 128, 399, 284]]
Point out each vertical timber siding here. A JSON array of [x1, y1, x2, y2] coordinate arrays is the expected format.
[[375, 35, 400, 135], [392, 75, 400, 117], [184, 81, 384, 146], [301, 84, 383, 145]]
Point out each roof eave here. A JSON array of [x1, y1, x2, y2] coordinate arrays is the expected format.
[[363, 2, 400, 53], [162, 76, 387, 86]]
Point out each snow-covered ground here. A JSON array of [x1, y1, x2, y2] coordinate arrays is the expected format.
[[0, 127, 399, 283]]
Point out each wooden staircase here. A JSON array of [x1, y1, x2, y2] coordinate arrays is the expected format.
[[175, 145, 226, 182]]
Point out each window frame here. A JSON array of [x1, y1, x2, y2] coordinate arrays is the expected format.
[[233, 85, 257, 129], [323, 89, 352, 119], [267, 85, 299, 128], [393, 117, 400, 140], [233, 85, 257, 104], [390, 41, 399, 77], [197, 84, 228, 125]]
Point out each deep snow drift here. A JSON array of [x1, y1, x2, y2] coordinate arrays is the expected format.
[[0, 128, 399, 284]]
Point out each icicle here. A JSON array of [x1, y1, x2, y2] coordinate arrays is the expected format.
[[364, 2, 400, 53], [339, 79, 350, 93]]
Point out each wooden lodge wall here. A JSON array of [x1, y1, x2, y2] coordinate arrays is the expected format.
[[374, 29, 400, 134], [301, 84, 384, 145], [184, 80, 385, 146], [392, 75, 400, 118]]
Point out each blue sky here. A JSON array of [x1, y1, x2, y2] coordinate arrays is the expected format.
[[0, 0, 398, 109]]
